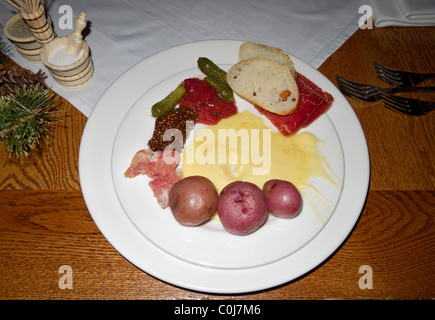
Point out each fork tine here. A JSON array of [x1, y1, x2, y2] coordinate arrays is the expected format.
[[382, 98, 416, 115], [382, 102, 413, 115], [373, 62, 435, 87], [336, 78, 369, 101], [335, 76, 380, 101], [336, 75, 373, 90], [380, 92, 425, 116], [373, 62, 401, 76], [336, 83, 368, 101], [373, 62, 404, 86], [381, 92, 409, 106]]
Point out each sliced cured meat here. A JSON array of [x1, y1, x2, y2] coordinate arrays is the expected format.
[[255, 73, 334, 136], [299, 74, 334, 128], [149, 169, 181, 209], [124, 149, 180, 179], [124, 149, 151, 178], [125, 149, 181, 208], [180, 78, 238, 125]]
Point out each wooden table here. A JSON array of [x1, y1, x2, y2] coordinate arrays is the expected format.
[[1, 26, 434, 300]]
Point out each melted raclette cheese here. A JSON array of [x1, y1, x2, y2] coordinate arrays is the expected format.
[[181, 110, 336, 195]]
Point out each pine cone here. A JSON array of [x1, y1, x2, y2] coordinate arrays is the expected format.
[[0, 64, 47, 96]]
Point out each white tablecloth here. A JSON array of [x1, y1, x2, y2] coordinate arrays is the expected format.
[[1, 0, 365, 117], [368, 0, 435, 27]]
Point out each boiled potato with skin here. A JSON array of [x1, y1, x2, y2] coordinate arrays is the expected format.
[[169, 176, 218, 226], [262, 179, 302, 219], [217, 181, 268, 235]]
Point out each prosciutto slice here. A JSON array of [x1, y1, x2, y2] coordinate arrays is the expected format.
[[255, 73, 334, 136], [124, 149, 181, 208], [148, 169, 181, 209], [124, 149, 180, 179]]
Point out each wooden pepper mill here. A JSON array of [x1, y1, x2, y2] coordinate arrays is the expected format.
[[17, 1, 55, 45]]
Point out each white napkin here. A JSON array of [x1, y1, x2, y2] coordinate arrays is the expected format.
[[368, 0, 435, 27], [1, 0, 364, 117]]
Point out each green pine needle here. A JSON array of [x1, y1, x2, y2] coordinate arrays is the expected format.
[[0, 84, 63, 158]]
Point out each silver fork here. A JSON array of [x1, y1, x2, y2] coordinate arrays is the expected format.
[[373, 62, 435, 88], [335, 75, 435, 102], [380, 92, 435, 116]]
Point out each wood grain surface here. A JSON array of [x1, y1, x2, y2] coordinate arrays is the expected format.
[[0, 26, 434, 300]]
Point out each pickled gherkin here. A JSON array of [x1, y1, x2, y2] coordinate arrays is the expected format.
[[151, 85, 186, 118], [198, 57, 234, 101], [197, 57, 228, 84], [204, 76, 233, 101]]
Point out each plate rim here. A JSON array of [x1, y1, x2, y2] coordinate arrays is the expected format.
[[79, 39, 370, 294]]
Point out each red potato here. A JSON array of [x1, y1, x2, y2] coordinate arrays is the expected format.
[[169, 176, 218, 226], [262, 179, 302, 219], [217, 181, 268, 236]]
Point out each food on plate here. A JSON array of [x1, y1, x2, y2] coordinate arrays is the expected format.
[[227, 41, 333, 135], [169, 176, 218, 226], [124, 149, 181, 208], [180, 78, 237, 125], [197, 57, 230, 87], [182, 110, 336, 194], [204, 76, 233, 101], [151, 85, 186, 118], [239, 41, 296, 78], [124, 149, 179, 179], [255, 74, 334, 136], [148, 106, 198, 152], [125, 45, 338, 233], [262, 179, 302, 219], [197, 57, 234, 101], [149, 169, 182, 209], [227, 57, 299, 115], [217, 181, 268, 236]]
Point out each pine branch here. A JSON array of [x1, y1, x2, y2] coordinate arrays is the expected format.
[[0, 84, 63, 158]]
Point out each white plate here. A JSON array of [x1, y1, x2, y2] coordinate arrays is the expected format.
[[79, 40, 370, 294], [112, 70, 344, 270]]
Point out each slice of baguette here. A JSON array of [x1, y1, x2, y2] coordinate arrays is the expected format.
[[239, 41, 296, 78], [227, 57, 299, 115]]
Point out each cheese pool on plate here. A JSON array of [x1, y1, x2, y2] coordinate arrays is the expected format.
[[181, 110, 337, 195]]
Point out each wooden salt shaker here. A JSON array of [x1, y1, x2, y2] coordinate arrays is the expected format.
[[66, 12, 87, 60], [40, 13, 94, 88]]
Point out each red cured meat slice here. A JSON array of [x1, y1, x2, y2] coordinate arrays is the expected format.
[[255, 73, 334, 136], [299, 74, 334, 128], [180, 78, 238, 125]]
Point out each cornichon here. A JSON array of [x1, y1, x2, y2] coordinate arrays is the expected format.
[[197, 57, 229, 85], [204, 76, 233, 101], [151, 85, 186, 118], [198, 57, 234, 101]]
